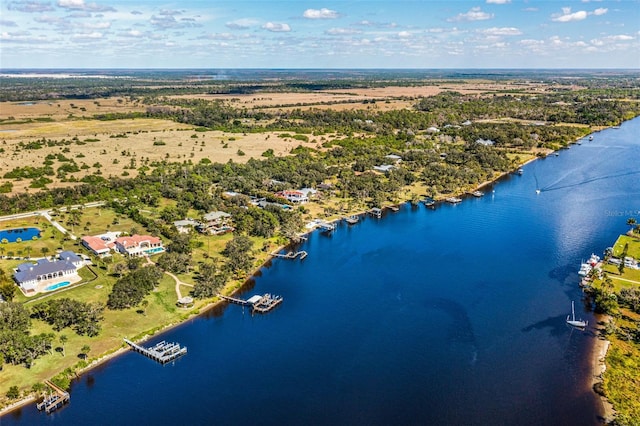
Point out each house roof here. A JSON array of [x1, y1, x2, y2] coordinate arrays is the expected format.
[[203, 211, 231, 221], [116, 234, 162, 249], [174, 219, 200, 228], [59, 251, 82, 263], [81, 235, 111, 253], [14, 259, 76, 284]]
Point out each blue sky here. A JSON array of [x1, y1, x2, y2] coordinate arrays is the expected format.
[[1, 0, 639, 68]]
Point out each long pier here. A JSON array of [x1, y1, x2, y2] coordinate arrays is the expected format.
[[37, 381, 70, 414], [271, 250, 308, 260], [124, 338, 187, 364], [218, 293, 283, 313]]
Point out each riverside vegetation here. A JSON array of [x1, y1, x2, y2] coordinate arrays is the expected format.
[[1, 70, 639, 421]]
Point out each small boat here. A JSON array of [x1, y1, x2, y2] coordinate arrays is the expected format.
[[345, 215, 359, 225], [535, 189, 541, 194], [471, 190, 484, 197], [589, 136, 593, 141], [421, 198, 435, 207], [566, 301, 588, 328], [517, 168, 524, 175], [445, 197, 462, 204], [388, 205, 399, 212], [555, 152, 560, 157]]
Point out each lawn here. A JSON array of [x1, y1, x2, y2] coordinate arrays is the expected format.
[[611, 234, 640, 260]]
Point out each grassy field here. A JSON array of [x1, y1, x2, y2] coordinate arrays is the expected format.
[[612, 234, 640, 259]]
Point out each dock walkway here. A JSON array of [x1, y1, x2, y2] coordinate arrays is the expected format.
[[37, 381, 70, 414], [218, 293, 283, 313], [271, 250, 308, 260], [124, 338, 187, 364]]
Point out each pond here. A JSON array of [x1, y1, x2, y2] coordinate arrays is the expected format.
[[0, 227, 41, 243]]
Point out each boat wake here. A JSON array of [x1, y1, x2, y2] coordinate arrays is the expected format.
[[538, 170, 640, 193]]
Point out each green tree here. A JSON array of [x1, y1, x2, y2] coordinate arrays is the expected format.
[[6, 385, 20, 400], [80, 345, 91, 360], [59, 334, 68, 357], [193, 262, 227, 299], [222, 236, 254, 275]]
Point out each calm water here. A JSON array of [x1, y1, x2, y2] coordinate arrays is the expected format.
[[0, 227, 40, 243], [5, 119, 640, 426]]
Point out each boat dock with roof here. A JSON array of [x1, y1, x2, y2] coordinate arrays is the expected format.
[[218, 293, 283, 313], [37, 381, 70, 414], [124, 338, 187, 364]]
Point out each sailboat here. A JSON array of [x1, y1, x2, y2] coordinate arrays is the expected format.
[[566, 301, 588, 328]]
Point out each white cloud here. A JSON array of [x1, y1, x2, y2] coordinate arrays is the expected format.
[[122, 29, 143, 38], [552, 8, 588, 22], [397, 31, 411, 38], [325, 28, 361, 36], [479, 27, 522, 36], [226, 18, 259, 30], [7, 1, 54, 13], [58, 0, 84, 8], [448, 7, 493, 22], [72, 31, 103, 41], [0, 20, 19, 27], [592, 8, 608, 16], [303, 8, 338, 19], [81, 21, 111, 29], [262, 22, 291, 32], [57, 0, 115, 12], [486, 0, 510, 4], [1, 30, 52, 43]]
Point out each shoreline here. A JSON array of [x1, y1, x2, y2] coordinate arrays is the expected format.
[[591, 329, 615, 424], [0, 124, 615, 418]]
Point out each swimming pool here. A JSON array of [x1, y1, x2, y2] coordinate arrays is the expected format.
[[145, 247, 165, 254], [45, 281, 71, 291], [0, 227, 41, 243]]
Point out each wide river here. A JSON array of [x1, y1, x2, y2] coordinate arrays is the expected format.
[[5, 118, 640, 426]]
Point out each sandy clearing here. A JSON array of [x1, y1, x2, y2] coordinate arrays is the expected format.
[[0, 121, 324, 195], [0, 98, 144, 121]]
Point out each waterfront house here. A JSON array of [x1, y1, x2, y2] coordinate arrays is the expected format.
[[14, 258, 78, 293], [385, 154, 402, 163], [81, 231, 121, 257], [173, 219, 201, 234], [59, 251, 84, 268], [115, 234, 164, 257], [275, 190, 309, 204], [373, 164, 395, 173], [196, 211, 233, 235]]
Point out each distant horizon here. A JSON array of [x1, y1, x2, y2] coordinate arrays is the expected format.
[[2, 1, 638, 69], [2, 67, 639, 71]]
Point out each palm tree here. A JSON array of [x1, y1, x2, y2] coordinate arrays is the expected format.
[[41, 246, 50, 259], [627, 217, 637, 228], [59, 335, 68, 357], [80, 345, 91, 360]]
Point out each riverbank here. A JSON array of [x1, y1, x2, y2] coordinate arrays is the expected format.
[[591, 332, 615, 424], [0, 126, 615, 418]]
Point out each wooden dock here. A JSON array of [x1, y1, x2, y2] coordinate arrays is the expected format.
[[271, 250, 308, 260], [316, 221, 335, 232], [252, 294, 283, 313], [218, 293, 283, 313], [37, 381, 70, 414], [124, 338, 187, 364]]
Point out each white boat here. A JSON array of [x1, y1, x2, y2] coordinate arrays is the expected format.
[[517, 168, 524, 175], [566, 301, 588, 328], [471, 190, 484, 197], [589, 136, 593, 141], [535, 189, 541, 194], [445, 197, 462, 204]]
